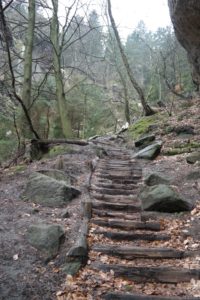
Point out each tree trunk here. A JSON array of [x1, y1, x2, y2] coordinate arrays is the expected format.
[[107, 0, 155, 116], [21, 0, 35, 138], [168, 0, 200, 88], [50, 0, 72, 138]]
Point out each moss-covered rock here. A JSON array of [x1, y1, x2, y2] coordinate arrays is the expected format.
[[128, 115, 161, 140]]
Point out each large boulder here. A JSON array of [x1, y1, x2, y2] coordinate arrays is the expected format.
[[144, 173, 170, 186], [37, 169, 71, 185], [134, 141, 162, 160], [22, 172, 81, 207], [135, 135, 156, 149], [140, 184, 192, 212], [27, 224, 65, 260]]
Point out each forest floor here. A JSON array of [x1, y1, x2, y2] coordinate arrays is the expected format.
[[1, 98, 200, 299]]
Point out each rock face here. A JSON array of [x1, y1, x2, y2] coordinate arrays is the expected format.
[[144, 173, 170, 186], [27, 224, 65, 260], [140, 184, 192, 212], [168, 0, 200, 86], [135, 135, 155, 149], [135, 141, 162, 160], [22, 172, 81, 207]]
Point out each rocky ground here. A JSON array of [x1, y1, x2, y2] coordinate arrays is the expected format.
[[1, 98, 200, 300]]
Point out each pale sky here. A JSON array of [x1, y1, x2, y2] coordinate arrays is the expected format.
[[58, 0, 172, 38], [110, 0, 172, 37]]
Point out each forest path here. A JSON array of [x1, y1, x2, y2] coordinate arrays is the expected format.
[[85, 143, 200, 299]]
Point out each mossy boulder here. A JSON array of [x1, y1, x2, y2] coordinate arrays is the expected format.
[[134, 141, 162, 160], [128, 114, 163, 140], [27, 224, 64, 260], [144, 173, 170, 186], [140, 184, 192, 212], [22, 172, 81, 207]]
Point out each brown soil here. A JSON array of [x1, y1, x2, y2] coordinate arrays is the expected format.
[[0, 144, 96, 300]]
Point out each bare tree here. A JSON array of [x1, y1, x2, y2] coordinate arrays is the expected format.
[[107, 0, 155, 116]]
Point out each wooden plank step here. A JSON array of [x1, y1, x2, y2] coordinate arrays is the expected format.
[[92, 244, 184, 259], [91, 187, 136, 196], [91, 181, 138, 190], [92, 209, 141, 220], [91, 219, 161, 231], [94, 179, 139, 185], [95, 174, 141, 180], [91, 193, 139, 204], [92, 202, 141, 212], [92, 263, 200, 283], [92, 183, 138, 190], [103, 293, 200, 300], [95, 230, 170, 241]]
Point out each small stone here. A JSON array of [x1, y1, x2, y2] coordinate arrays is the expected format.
[[61, 210, 70, 218]]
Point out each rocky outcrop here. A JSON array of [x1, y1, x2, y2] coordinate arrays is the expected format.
[[168, 0, 200, 87], [27, 224, 65, 260], [22, 172, 81, 207], [140, 184, 192, 212]]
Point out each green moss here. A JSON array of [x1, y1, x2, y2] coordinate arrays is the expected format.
[[44, 145, 74, 158], [128, 114, 162, 140], [163, 141, 200, 156], [14, 164, 26, 173]]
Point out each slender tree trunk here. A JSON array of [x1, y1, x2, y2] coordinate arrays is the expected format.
[[117, 68, 130, 124], [21, 0, 35, 138], [107, 0, 155, 116], [50, 0, 72, 138]]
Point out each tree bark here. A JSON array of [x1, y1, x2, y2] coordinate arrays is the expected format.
[[107, 0, 155, 116], [21, 0, 35, 139], [50, 0, 72, 138]]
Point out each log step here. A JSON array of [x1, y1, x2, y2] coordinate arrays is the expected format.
[[92, 209, 141, 220], [91, 219, 161, 231], [95, 174, 141, 180], [92, 193, 138, 203], [92, 244, 184, 259], [91, 187, 137, 196], [93, 183, 138, 190], [92, 202, 141, 212], [103, 293, 200, 300], [92, 263, 200, 283], [95, 230, 170, 241]]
